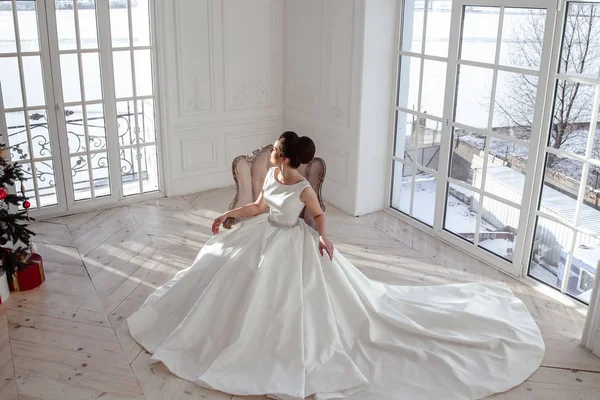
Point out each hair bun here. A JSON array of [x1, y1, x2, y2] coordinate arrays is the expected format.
[[296, 136, 315, 164]]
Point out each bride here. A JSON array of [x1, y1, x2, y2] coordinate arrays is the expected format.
[[127, 131, 545, 400]]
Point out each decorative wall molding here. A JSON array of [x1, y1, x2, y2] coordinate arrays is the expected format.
[[174, 0, 214, 117], [285, 0, 322, 116], [223, 0, 274, 111], [230, 78, 271, 109], [326, 0, 354, 127], [180, 137, 219, 173], [159, 0, 284, 194], [330, 86, 343, 119], [186, 78, 209, 111], [225, 130, 275, 163], [291, 80, 317, 111]]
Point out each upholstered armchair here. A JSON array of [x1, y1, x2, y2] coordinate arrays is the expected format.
[[224, 144, 326, 230]]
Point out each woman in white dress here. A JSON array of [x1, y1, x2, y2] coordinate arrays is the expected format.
[[127, 131, 545, 400]]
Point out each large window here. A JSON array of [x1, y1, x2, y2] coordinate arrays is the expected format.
[[391, 0, 452, 226], [391, 0, 600, 304], [528, 2, 600, 304], [0, 0, 160, 216]]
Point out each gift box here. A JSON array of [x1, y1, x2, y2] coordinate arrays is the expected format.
[[0, 270, 9, 304], [10, 253, 45, 292]]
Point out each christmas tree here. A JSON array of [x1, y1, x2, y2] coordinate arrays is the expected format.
[[0, 142, 35, 284]]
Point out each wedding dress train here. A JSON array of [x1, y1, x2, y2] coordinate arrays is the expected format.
[[127, 167, 545, 400]]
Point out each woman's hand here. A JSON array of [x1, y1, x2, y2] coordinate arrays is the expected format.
[[212, 214, 228, 235], [319, 235, 334, 261]]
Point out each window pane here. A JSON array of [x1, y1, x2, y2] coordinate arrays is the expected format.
[[0, 1, 17, 54], [29, 109, 52, 158], [493, 71, 538, 142], [482, 138, 528, 204], [71, 154, 92, 201], [134, 49, 152, 96], [396, 115, 442, 169], [478, 197, 519, 260], [581, 165, 600, 233], [19, 162, 37, 208], [121, 147, 140, 196], [593, 128, 600, 161], [35, 160, 58, 207], [413, 170, 437, 226], [141, 145, 159, 193], [411, 118, 442, 170], [450, 129, 485, 188], [22, 56, 45, 107], [539, 154, 583, 225], [394, 111, 415, 158], [132, 0, 150, 47], [424, 1, 451, 57], [116, 100, 136, 146], [454, 65, 493, 129], [559, 3, 600, 78], [82, 52, 102, 101], [397, 55, 420, 112], [391, 161, 412, 215], [110, 0, 130, 48], [444, 183, 478, 242], [499, 8, 546, 70], [460, 6, 500, 64], [569, 233, 599, 304], [91, 151, 110, 198], [78, 1, 98, 49], [16, 0, 40, 52], [86, 103, 107, 151], [0, 57, 23, 108], [60, 53, 82, 103], [548, 80, 595, 156], [5, 111, 29, 161], [138, 99, 156, 143], [529, 217, 573, 289], [113, 51, 133, 99], [55, 1, 77, 51], [65, 105, 86, 154], [401, 0, 424, 53], [420, 59, 446, 118]]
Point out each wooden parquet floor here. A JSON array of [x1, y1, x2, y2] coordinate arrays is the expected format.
[[0, 187, 598, 399]]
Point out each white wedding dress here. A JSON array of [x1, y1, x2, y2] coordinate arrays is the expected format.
[[127, 167, 545, 400]]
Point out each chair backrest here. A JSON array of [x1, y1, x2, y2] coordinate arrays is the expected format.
[[224, 144, 326, 230]]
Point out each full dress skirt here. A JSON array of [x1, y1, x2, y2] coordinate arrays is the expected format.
[[127, 168, 545, 400]]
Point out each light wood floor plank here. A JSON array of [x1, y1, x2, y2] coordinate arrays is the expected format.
[[10, 339, 133, 377], [15, 373, 144, 400], [8, 291, 105, 314], [0, 378, 18, 400], [29, 222, 76, 248], [7, 309, 118, 344]]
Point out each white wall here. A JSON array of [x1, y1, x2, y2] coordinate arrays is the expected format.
[[156, 0, 284, 196], [283, 0, 364, 215], [156, 0, 397, 216], [355, 0, 397, 215], [283, 0, 396, 216]]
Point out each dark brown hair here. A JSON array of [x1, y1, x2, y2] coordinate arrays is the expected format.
[[278, 131, 315, 168]]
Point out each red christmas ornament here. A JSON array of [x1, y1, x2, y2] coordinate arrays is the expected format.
[[0, 188, 6, 200], [23, 200, 31, 209]]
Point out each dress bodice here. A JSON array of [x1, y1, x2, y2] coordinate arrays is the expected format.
[[263, 167, 311, 227]]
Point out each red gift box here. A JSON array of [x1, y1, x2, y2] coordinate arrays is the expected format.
[[10, 253, 45, 292]]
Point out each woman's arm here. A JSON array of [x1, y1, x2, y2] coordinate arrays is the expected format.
[[300, 187, 334, 260], [212, 191, 268, 234], [226, 191, 268, 219]]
